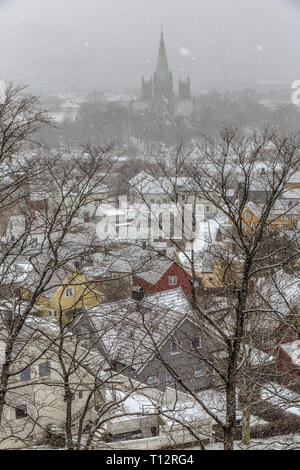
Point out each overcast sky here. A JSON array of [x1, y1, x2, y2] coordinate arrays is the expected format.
[[0, 0, 300, 95]]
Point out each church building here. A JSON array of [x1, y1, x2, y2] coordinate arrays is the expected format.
[[133, 29, 193, 122]]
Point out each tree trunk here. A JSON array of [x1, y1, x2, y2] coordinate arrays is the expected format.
[[241, 407, 251, 446], [224, 430, 234, 450]]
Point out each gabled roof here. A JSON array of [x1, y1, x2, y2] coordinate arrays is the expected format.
[[21, 259, 78, 299], [281, 340, 300, 367], [134, 257, 174, 285], [87, 288, 193, 373], [256, 271, 300, 318]]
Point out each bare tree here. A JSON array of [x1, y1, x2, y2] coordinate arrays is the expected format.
[[126, 128, 300, 449]]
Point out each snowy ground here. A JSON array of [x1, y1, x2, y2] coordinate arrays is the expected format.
[[188, 434, 300, 450]]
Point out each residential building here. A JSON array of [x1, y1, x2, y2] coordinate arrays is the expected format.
[[22, 261, 103, 323], [0, 317, 103, 449], [132, 257, 192, 297], [77, 288, 215, 393]]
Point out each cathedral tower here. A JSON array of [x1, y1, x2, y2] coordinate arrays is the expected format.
[[152, 29, 174, 116], [179, 76, 191, 100]]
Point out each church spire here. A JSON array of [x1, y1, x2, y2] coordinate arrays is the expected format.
[[156, 27, 170, 84]]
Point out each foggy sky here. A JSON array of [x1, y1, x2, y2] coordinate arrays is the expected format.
[[0, 0, 300, 95]]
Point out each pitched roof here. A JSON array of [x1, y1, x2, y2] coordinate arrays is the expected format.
[[256, 271, 300, 318], [281, 340, 300, 367], [134, 257, 173, 285], [88, 288, 193, 372]]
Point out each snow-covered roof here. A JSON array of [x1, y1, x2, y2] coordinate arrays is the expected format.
[[281, 188, 300, 200], [256, 271, 300, 318], [281, 340, 300, 367], [238, 344, 274, 367], [134, 257, 173, 285], [88, 288, 193, 371], [262, 382, 300, 417]]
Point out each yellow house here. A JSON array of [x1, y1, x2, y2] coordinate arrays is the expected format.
[[228, 203, 298, 234], [195, 260, 244, 289], [269, 211, 299, 232], [24, 266, 103, 324], [228, 205, 259, 235], [194, 261, 224, 289], [174, 252, 241, 289]]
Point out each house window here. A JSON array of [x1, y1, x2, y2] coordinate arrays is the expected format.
[[83, 211, 90, 222], [32, 237, 38, 246], [65, 288, 74, 298], [148, 376, 158, 385], [151, 426, 159, 437], [20, 366, 31, 382], [79, 390, 83, 399], [15, 405, 27, 420], [191, 336, 201, 349], [171, 341, 181, 355], [245, 213, 251, 219], [39, 361, 51, 378], [194, 362, 205, 377], [168, 276, 177, 286], [166, 373, 175, 383], [205, 206, 210, 213]]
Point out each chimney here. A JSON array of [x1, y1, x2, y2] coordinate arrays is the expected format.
[[132, 286, 145, 302], [74, 261, 81, 271]]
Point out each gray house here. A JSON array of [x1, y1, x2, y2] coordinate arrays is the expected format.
[[78, 288, 215, 392]]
